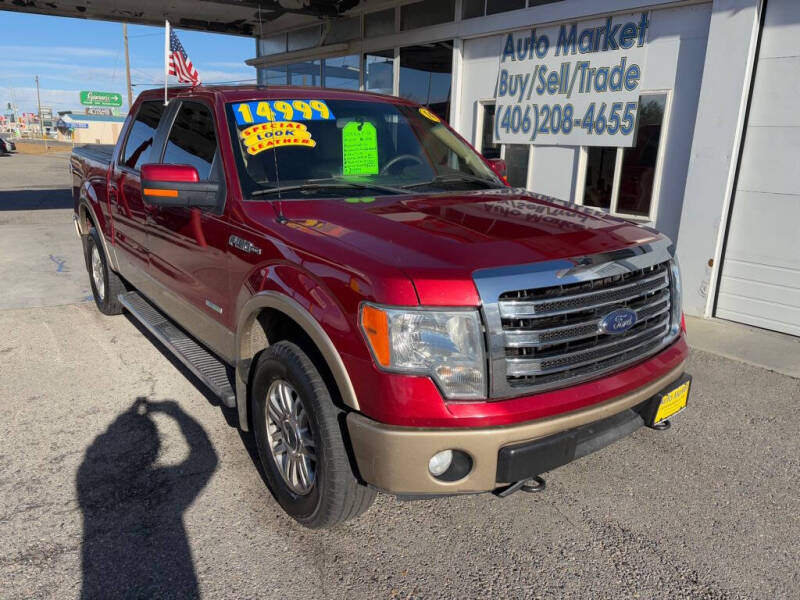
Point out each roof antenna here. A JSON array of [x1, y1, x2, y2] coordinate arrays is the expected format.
[[272, 140, 284, 222]]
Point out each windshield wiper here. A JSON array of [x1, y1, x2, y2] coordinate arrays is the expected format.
[[403, 173, 505, 190], [251, 178, 408, 198]]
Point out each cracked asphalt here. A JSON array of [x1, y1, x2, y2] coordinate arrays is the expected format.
[[1, 153, 798, 599]]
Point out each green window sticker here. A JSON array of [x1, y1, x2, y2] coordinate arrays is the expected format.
[[342, 121, 379, 176]]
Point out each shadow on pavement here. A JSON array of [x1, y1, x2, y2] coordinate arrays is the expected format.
[[0, 188, 72, 210], [76, 398, 218, 599], [123, 314, 240, 429], [122, 313, 278, 503]]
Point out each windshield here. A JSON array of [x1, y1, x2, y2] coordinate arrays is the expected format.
[[225, 98, 503, 199]]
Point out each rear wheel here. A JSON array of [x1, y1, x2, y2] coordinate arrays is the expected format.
[[86, 228, 125, 315], [250, 341, 376, 528]]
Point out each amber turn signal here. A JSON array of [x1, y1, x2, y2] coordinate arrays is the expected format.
[[143, 188, 179, 197], [360, 304, 390, 366]]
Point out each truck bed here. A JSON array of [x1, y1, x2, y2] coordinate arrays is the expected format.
[[72, 143, 115, 166], [70, 143, 116, 218]]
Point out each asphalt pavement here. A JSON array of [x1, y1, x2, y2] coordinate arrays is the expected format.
[[0, 150, 91, 309], [1, 153, 798, 599]]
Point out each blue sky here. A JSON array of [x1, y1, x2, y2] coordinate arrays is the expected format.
[[0, 11, 256, 115]]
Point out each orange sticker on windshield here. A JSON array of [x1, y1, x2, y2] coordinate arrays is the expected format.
[[241, 121, 316, 155], [418, 107, 441, 122]]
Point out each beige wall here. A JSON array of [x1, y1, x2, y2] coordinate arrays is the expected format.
[[65, 122, 123, 145]]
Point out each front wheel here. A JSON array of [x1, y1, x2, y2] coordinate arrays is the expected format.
[[250, 341, 375, 528]]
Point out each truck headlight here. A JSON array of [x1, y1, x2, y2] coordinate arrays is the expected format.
[[360, 304, 486, 399]]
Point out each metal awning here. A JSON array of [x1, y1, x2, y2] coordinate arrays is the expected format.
[[0, 0, 361, 36]]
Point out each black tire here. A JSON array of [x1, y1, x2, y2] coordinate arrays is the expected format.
[[250, 341, 376, 528], [86, 227, 125, 315]]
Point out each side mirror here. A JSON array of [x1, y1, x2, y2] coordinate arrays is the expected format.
[[486, 158, 510, 186], [486, 158, 507, 177], [141, 163, 219, 209]]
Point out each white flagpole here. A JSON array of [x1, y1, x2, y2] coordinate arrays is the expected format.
[[164, 20, 170, 106]]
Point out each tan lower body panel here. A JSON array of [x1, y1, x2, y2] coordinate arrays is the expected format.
[[346, 362, 685, 495]]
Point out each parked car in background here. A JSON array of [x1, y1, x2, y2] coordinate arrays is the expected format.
[[0, 136, 16, 153], [71, 86, 690, 528]]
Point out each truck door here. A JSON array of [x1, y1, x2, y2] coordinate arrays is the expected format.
[[145, 99, 233, 359], [111, 100, 166, 288]]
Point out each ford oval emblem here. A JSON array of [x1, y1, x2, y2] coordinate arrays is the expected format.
[[599, 308, 637, 335]]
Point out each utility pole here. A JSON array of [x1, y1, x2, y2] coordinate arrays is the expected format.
[[8, 87, 19, 128], [35, 75, 47, 151], [123, 23, 133, 110]]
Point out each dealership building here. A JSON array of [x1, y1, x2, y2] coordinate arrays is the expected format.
[[242, 0, 798, 337], [4, 0, 798, 337]]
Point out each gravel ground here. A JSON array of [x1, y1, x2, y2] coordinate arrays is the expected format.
[[0, 154, 798, 599]]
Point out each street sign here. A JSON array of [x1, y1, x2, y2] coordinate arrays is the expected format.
[[41, 107, 53, 125], [86, 106, 113, 116], [80, 90, 123, 107]]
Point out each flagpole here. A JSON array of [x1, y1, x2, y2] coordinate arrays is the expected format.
[[164, 20, 170, 106]]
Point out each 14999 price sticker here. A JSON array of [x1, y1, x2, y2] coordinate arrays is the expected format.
[[496, 101, 637, 141]]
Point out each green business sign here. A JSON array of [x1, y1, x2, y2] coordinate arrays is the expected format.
[[80, 90, 123, 107]]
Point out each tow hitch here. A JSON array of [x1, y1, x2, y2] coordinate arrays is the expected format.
[[494, 476, 546, 497]]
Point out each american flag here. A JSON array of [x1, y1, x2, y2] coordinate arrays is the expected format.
[[168, 28, 201, 85]]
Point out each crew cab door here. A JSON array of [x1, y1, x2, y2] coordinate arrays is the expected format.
[[145, 99, 234, 359], [110, 100, 166, 288]]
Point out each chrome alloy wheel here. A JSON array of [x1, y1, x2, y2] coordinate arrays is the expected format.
[[265, 379, 316, 495], [91, 245, 105, 301]]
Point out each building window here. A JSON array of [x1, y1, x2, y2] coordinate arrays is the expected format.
[[461, 0, 485, 19], [323, 55, 360, 90], [401, 0, 454, 30], [487, 0, 526, 16], [578, 93, 668, 220], [288, 60, 321, 87], [288, 26, 322, 52], [325, 16, 360, 44], [617, 95, 667, 216], [583, 147, 617, 209], [463, 0, 561, 19], [479, 103, 500, 159], [258, 34, 286, 56], [364, 50, 394, 95], [260, 65, 287, 86], [399, 42, 453, 119], [365, 9, 395, 38], [504, 144, 530, 188], [476, 102, 530, 187]]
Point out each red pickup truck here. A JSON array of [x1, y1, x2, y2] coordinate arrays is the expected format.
[[71, 86, 689, 528]]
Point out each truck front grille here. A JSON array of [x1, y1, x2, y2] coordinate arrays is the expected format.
[[499, 262, 671, 388], [473, 240, 680, 399]]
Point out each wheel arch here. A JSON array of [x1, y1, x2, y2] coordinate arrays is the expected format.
[[235, 291, 359, 432], [77, 185, 119, 272]]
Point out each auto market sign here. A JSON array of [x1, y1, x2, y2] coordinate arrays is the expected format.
[[494, 12, 649, 147], [80, 90, 123, 107]]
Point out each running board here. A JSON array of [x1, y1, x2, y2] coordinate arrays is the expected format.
[[118, 291, 236, 407]]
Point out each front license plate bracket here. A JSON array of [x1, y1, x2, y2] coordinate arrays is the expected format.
[[640, 374, 692, 427]]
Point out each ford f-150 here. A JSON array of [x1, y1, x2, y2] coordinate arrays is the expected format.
[[71, 86, 690, 528]]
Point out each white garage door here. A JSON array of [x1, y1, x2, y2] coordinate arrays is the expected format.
[[716, 0, 800, 337]]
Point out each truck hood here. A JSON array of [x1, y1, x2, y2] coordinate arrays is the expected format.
[[271, 189, 662, 304]]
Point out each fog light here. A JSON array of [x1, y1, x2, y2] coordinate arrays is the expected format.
[[428, 450, 453, 477]]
